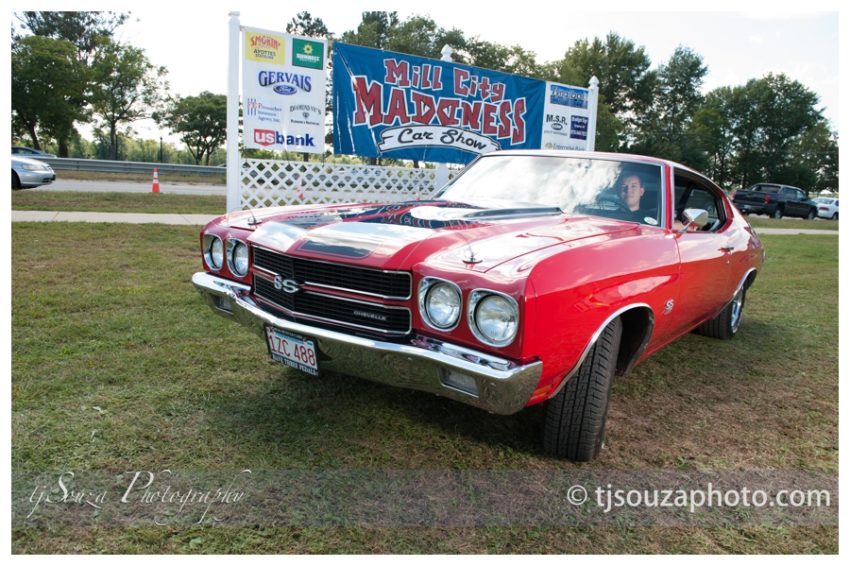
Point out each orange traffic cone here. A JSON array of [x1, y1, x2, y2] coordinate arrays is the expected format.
[[151, 167, 160, 193]]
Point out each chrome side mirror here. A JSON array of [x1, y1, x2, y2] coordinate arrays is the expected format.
[[679, 208, 709, 233]]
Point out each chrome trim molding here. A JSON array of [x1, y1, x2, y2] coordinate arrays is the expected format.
[[467, 289, 520, 348], [252, 245, 413, 300], [203, 234, 223, 272], [226, 237, 249, 277], [193, 272, 542, 415], [418, 277, 463, 332], [253, 271, 413, 336], [550, 303, 654, 398]]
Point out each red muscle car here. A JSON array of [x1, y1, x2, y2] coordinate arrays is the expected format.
[[193, 151, 764, 461]]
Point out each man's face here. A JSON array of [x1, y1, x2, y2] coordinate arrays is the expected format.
[[619, 175, 645, 211]]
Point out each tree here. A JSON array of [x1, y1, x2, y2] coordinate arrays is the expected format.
[[14, 11, 129, 64], [631, 46, 708, 165], [89, 40, 168, 160], [728, 74, 822, 187], [159, 92, 227, 165], [341, 11, 400, 49], [12, 35, 88, 154], [286, 11, 331, 38], [553, 32, 657, 146], [690, 87, 736, 186]]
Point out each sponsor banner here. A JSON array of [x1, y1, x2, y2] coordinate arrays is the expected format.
[[243, 27, 327, 153], [334, 42, 552, 165], [541, 82, 593, 151]]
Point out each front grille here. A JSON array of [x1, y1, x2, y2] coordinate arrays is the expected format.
[[255, 277, 410, 335], [253, 247, 411, 299]]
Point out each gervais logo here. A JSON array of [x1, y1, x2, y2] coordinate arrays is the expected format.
[[292, 38, 324, 70], [258, 70, 312, 96]]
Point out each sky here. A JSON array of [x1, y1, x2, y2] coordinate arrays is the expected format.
[[7, 1, 843, 143]]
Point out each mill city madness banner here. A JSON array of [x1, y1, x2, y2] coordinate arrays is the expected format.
[[242, 27, 327, 153], [333, 42, 593, 165]]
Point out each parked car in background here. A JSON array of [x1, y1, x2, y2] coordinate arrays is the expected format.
[[813, 197, 839, 220], [12, 146, 55, 158], [193, 150, 764, 461], [732, 183, 818, 219], [12, 155, 56, 189]]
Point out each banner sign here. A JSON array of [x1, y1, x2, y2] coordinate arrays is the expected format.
[[242, 27, 327, 153], [333, 42, 594, 165]]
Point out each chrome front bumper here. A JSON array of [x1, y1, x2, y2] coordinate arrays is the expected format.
[[192, 272, 543, 415]]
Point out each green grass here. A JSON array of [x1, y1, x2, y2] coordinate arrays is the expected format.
[[54, 169, 225, 185], [11, 225, 837, 553], [12, 191, 226, 215], [745, 216, 838, 231]]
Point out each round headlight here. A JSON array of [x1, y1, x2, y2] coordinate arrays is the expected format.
[[228, 240, 249, 276], [420, 279, 462, 330], [471, 292, 518, 346], [206, 236, 224, 270]]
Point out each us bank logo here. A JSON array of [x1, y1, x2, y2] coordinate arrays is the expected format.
[[292, 38, 324, 70]]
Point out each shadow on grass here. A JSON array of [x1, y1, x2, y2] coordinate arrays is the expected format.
[[205, 363, 548, 467]]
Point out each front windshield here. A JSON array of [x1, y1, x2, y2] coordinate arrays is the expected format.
[[437, 154, 664, 227]]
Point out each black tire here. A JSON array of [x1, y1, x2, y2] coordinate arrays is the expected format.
[[806, 208, 816, 220], [12, 170, 21, 190], [832, 212, 838, 220], [543, 318, 622, 461], [771, 207, 783, 219], [694, 287, 746, 340]]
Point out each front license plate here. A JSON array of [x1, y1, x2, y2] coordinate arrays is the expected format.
[[265, 327, 319, 376]]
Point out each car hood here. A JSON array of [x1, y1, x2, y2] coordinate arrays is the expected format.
[[225, 201, 637, 273]]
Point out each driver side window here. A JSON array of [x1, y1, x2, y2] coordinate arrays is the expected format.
[[674, 173, 727, 232]]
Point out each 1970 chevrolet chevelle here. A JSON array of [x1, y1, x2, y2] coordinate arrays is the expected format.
[[193, 151, 764, 461]]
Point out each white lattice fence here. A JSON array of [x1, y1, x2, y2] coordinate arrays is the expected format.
[[240, 159, 455, 209]]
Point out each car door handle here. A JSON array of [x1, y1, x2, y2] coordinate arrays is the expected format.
[[721, 245, 735, 252]]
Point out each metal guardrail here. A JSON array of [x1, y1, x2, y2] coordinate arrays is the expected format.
[[32, 156, 224, 175]]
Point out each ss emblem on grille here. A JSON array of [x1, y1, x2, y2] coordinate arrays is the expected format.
[[273, 276, 300, 294]]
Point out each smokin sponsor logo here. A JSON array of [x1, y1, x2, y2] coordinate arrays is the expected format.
[[245, 32, 285, 64]]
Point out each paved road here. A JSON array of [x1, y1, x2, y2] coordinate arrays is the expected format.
[[33, 179, 225, 196]]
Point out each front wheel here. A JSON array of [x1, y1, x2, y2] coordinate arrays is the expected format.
[[694, 287, 746, 340], [771, 207, 783, 219], [806, 208, 816, 220], [543, 318, 622, 461], [12, 171, 21, 190]]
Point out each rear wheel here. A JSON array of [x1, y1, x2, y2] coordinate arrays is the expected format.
[[832, 212, 838, 220], [694, 286, 746, 340], [806, 208, 816, 220], [543, 318, 622, 461], [12, 171, 21, 190]]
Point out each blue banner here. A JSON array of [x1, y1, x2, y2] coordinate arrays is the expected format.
[[333, 43, 549, 165]]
